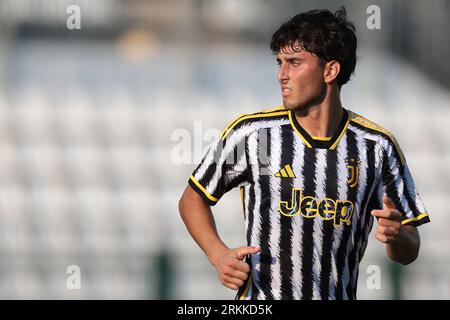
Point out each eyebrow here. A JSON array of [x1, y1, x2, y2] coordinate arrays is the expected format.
[[276, 57, 303, 63]]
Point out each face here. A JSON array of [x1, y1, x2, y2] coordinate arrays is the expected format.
[[276, 45, 326, 111]]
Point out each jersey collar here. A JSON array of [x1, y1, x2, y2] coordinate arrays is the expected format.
[[288, 108, 351, 150]]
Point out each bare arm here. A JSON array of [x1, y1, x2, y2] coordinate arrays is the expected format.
[[178, 185, 260, 289], [178, 185, 228, 264], [372, 195, 421, 265], [386, 225, 420, 265]]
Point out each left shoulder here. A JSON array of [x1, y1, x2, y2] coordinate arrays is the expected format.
[[347, 110, 406, 165], [348, 111, 393, 138]]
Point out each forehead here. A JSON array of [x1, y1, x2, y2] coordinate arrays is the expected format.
[[276, 45, 317, 60]]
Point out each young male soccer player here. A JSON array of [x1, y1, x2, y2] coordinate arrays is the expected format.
[[179, 8, 430, 300]]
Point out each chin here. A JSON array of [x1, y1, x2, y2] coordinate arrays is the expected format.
[[283, 96, 320, 112], [282, 99, 296, 110], [283, 100, 304, 111]]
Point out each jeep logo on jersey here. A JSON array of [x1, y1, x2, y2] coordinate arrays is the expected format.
[[278, 188, 354, 226]]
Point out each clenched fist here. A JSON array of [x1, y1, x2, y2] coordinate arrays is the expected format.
[[212, 246, 260, 290]]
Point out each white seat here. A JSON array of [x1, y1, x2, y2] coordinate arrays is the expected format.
[[107, 145, 151, 188], [17, 143, 67, 189], [9, 91, 54, 145], [116, 188, 162, 254], [55, 98, 98, 145], [73, 187, 122, 254], [97, 100, 140, 147], [63, 144, 108, 188], [0, 186, 32, 253]]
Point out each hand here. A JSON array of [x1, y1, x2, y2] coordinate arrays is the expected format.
[[212, 246, 260, 290], [371, 195, 403, 244]]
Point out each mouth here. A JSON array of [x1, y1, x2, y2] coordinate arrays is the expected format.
[[281, 87, 291, 97]]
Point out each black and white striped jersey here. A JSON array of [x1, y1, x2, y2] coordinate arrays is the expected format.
[[188, 106, 430, 300]]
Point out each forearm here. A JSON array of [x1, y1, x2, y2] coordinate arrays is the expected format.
[[386, 225, 420, 265], [179, 186, 228, 266]]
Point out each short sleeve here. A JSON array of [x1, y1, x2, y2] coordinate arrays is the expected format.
[[375, 138, 430, 227], [188, 125, 250, 206]]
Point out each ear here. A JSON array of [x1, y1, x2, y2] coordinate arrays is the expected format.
[[323, 60, 341, 84]]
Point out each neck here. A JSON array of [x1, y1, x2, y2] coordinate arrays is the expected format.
[[294, 85, 343, 138]]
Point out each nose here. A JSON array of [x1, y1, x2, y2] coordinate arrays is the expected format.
[[278, 63, 289, 83]]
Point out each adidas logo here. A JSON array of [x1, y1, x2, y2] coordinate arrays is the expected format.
[[274, 164, 296, 178]]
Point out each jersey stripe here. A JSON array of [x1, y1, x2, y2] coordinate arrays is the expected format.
[[278, 125, 295, 299], [267, 126, 283, 298], [290, 136, 305, 299], [247, 131, 263, 299], [256, 127, 275, 299], [319, 147, 339, 299], [300, 147, 317, 299], [334, 128, 358, 299]]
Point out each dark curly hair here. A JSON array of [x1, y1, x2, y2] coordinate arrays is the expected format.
[[270, 7, 357, 87]]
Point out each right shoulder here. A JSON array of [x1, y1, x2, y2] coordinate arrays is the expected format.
[[220, 106, 289, 140]]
